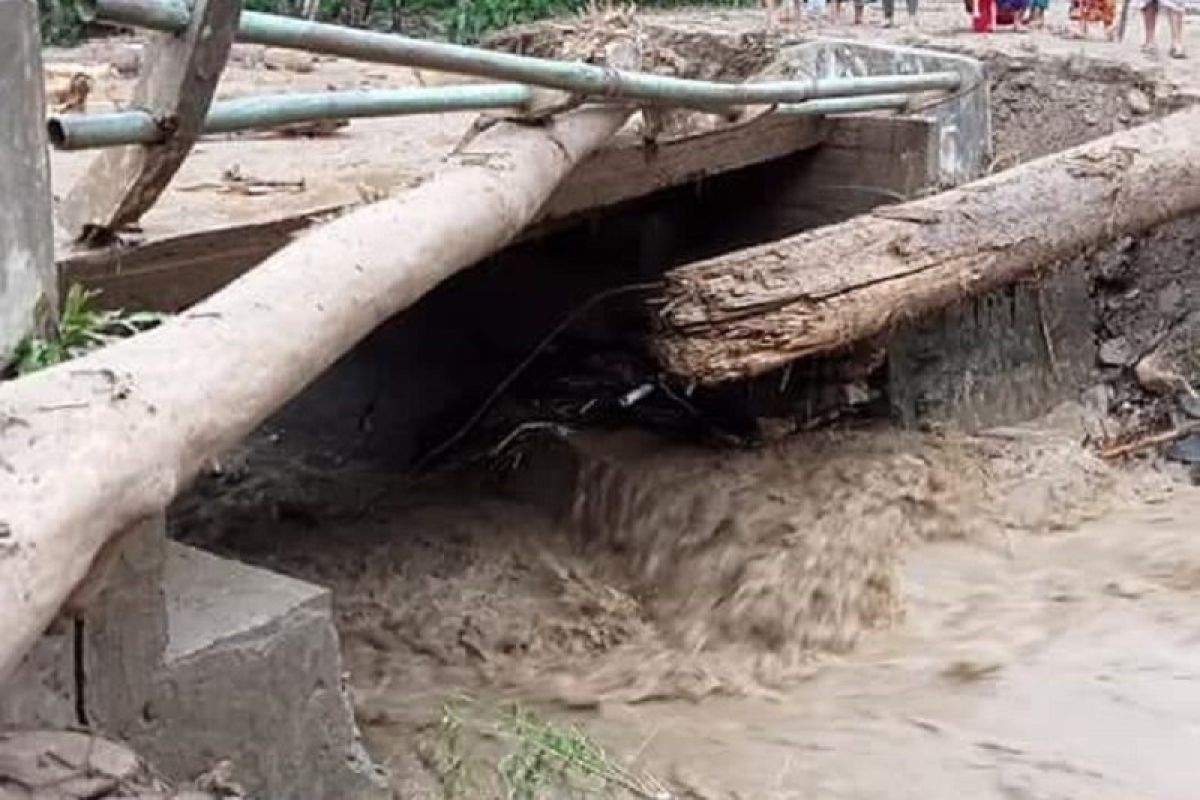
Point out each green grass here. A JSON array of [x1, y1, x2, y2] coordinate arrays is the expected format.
[[426, 697, 672, 799], [11, 285, 168, 376]]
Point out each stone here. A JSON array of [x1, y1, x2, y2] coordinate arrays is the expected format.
[[0, 630, 77, 729], [1126, 87, 1153, 116], [1156, 281, 1184, 315], [1135, 350, 1185, 395], [263, 47, 317, 74], [1098, 336, 1135, 367], [125, 544, 389, 800], [1166, 434, 1200, 465]]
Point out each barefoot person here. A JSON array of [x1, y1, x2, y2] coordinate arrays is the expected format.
[[1070, 0, 1116, 38], [1024, 0, 1048, 28], [830, 0, 866, 24], [1141, 0, 1187, 58]]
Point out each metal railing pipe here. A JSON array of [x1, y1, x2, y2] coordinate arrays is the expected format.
[[80, 0, 962, 110], [48, 85, 535, 150], [778, 93, 911, 115]]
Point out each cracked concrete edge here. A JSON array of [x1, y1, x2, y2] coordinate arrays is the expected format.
[[0, 0, 57, 366]]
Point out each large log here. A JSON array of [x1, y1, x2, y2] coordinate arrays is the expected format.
[[655, 107, 1200, 385], [0, 101, 633, 683]]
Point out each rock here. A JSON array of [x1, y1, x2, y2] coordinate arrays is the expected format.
[[1166, 434, 1200, 464], [1011, 70, 1035, 88], [1098, 336, 1134, 367], [1179, 393, 1200, 420], [0, 729, 192, 798], [1156, 281, 1184, 315], [1135, 350, 1186, 395], [109, 45, 142, 77], [229, 44, 266, 68], [263, 47, 317, 73], [1126, 87, 1153, 116], [1104, 578, 1152, 599]]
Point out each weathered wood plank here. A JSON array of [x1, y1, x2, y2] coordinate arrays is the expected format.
[[59, 113, 827, 309], [56, 0, 242, 242], [538, 113, 828, 226]]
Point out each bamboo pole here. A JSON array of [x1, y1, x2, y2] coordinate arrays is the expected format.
[[80, 0, 963, 111]]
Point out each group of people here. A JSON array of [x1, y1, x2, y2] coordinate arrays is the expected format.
[[763, 0, 1187, 59], [763, 0, 919, 29], [1001, 0, 1186, 57]]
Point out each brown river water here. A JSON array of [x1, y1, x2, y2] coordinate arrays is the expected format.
[[176, 404, 1200, 798]]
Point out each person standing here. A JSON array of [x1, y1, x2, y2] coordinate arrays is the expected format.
[[1024, 0, 1049, 28], [882, 0, 919, 27], [1070, 0, 1117, 39], [1141, 0, 1187, 58]]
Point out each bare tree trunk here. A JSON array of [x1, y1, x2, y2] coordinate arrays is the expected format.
[[654, 108, 1200, 385], [0, 103, 632, 683]]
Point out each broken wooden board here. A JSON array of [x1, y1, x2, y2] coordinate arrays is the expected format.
[[57, 113, 827, 310], [55, 0, 242, 242]]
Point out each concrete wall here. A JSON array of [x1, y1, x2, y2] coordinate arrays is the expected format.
[[0, 0, 56, 367], [0, 518, 387, 798], [768, 39, 992, 187]]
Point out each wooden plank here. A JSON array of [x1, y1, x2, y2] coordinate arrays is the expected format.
[[56, 0, 242, 243], [538, 113, 828, 225], [59, 114, 828, 310], [59, 209, 338, 311]]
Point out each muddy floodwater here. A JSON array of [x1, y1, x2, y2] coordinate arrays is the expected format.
[[583, 493, 1200, 800], [174, 404, 1200, 799]]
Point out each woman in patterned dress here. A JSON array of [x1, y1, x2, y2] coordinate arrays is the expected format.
[[1069, 0, 1116, 39]]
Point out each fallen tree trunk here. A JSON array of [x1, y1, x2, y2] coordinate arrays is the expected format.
[[654, 107, 1200, 385], [0, 101, 633, 682]]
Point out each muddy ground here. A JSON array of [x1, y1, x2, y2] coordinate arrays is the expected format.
[[46, 3, 1200, 797]]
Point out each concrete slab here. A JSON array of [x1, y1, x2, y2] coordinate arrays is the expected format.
[[769, 38, 992, 186], [130, 543, 387, 799], [0, 628, 77, 729]]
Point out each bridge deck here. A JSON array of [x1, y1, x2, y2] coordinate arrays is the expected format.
[[49, 51, 826, 310]]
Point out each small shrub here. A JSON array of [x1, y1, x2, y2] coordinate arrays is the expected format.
[[38, 0, 86, 45], [12, 285, 168, 376]]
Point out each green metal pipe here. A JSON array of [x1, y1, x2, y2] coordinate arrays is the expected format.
[[78, 0, 191, 30], [778, 93, 910, 115], [47, 85, 535, 150], [79, 0, 962, 110]]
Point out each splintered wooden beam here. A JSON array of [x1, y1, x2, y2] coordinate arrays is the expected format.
[[654, 107, 1200, 384], [56, 0, 241, 242]]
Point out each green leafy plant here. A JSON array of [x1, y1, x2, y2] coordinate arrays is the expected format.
[[38, 0, 88, 45], [12, 285, 168, 376], [426, 696, 671, 799]]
